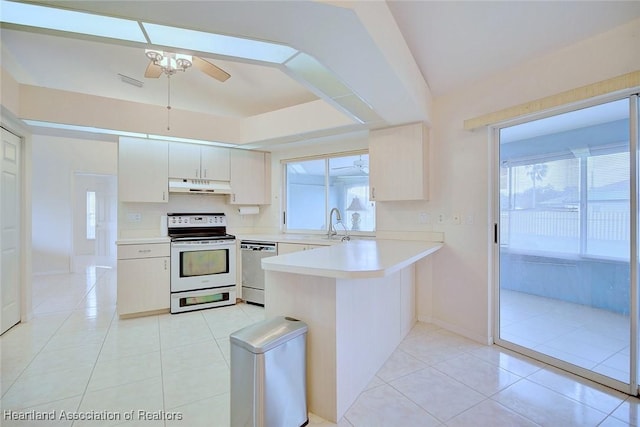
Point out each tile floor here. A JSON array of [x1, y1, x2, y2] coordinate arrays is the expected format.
[[2, 266, 640, 426], [500, 289, 631, 383]]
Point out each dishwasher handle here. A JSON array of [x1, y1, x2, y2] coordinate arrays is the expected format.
[[240, 241, 277, 252]]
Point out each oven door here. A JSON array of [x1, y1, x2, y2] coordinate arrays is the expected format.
[[170, 240, 236, 292]]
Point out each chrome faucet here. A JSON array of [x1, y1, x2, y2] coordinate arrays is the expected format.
[[328, 207, 342, 238], [328, 207, 350, 240]]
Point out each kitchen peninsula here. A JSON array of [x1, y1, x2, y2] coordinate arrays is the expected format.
[[262, 239, 442, 422]]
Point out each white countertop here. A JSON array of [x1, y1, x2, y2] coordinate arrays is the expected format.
[[262, 239, 442, 279]]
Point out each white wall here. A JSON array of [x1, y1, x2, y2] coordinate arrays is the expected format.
[[32, 135, 117, 274], [427, 18, 640, 343]]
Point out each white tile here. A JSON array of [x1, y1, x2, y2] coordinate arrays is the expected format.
[[308, 412, 353, 426], [42, 327, 109, 351], [22, 343, 102, 376], [1, 395, 82, 427], [375, 348, 427, 382], [469, 346, 544, 377], [532, 344, 598, 370], [398, 335, 465, 365], [446, 400, 540, 427], [5, 269, 640, 427], [493, 379, 608, 426], [87, 351, 162, 392], [609, 396, 640, 426], [165, 393, 230, 427], [363, 375, 385, 391], [161, 340, 225, 374], [430, 329, 485, 352], [433, 353, 522, 396], [1, 366, 92, 409], [527, 367, 626, 414], [162, 360, 230, 409], [76, 377, 164, 427], [344, 384, 440, 427], [599, 416, 636, 427], [389, 366, 485, 422]]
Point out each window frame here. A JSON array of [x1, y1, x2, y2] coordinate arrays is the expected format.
[[282, 150, 376, 237]]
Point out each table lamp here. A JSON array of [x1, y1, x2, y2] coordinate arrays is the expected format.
[[346, 196, 365, 231]]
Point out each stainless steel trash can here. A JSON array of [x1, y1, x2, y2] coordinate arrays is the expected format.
[[230, 316, 308, 427]]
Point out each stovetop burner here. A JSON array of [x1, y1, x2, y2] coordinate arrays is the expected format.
[[167, 213, 233, 241]]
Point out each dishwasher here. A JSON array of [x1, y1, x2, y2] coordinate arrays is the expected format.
[[240, 241, 277, 306]]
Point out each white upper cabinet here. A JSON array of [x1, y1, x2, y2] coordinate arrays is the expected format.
[[169, 142, 230, 181], [201, 145, 230, 181], [369, 122, 429, 201], [119, 137, 168, 203], [229, 150, 271, 205]]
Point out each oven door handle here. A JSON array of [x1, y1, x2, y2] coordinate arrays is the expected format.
[[171, 242, 234, 249]]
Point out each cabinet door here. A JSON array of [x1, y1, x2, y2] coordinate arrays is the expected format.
[[169, 142, 201, 179], [117, 256, 170, 315], [369, 122, 429, 201], [230, 150, 270, 205], [119, 137, 168, 203], [277, 243, 306, 254], [201, 145, 230, 181]]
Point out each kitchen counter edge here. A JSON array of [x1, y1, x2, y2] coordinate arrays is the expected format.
[[261, 239, 443, 279]]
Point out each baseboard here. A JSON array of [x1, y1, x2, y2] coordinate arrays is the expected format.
[[418, 315, 492, 345]]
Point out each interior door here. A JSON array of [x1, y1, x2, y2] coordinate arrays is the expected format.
[[495, 97, 634, 393], [73, 173, 117, 271], [1, 128, 21, 335], [94, 175, 117, 268]]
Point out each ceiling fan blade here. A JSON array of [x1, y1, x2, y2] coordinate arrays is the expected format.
[[144, 62, 162, 78], [193, 56, 230, 82]]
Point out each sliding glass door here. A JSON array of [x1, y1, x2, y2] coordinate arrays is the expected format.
[[496, 95, 637, 392]]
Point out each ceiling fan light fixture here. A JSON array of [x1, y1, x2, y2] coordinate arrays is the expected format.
[[145, 49, 192, 75], [175, 54, 193, 71], [145, 49, 163, 62]]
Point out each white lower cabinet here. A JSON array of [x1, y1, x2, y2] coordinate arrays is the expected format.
[[117, 243, 170, 316]]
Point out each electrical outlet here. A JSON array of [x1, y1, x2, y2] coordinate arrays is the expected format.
[[452, 214, 461, 225], [437, 213, 445, 224], [127, 213, 142, 223], [418, 212, 430, 224]]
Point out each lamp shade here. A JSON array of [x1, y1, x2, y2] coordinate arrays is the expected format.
[[347, 196, 365, 211]]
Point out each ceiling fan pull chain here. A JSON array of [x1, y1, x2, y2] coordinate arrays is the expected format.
[[167, 74, 172, 131]]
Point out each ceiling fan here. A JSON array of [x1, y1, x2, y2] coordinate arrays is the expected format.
[[143, 49, 231, 82], [332, 156, 369, 174], [142, 49, 231, 130]]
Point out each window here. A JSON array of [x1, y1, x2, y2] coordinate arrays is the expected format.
[[499, 98, 630, 260], [284, 153, 375, 233], [86, 191, 96, 240]]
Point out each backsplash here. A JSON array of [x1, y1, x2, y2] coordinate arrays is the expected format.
[[118, 193, 259, 239]]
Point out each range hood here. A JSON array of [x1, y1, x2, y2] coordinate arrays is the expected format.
[[169, 178, 232, 194]]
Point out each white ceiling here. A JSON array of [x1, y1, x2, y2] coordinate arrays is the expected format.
[[388, 0, 640, 97], [2, 0, 639, 141]]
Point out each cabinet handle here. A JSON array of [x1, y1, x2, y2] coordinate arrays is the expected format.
[[371, 187, 376, 200], [233, 194, 236, 202], [138, 249, 152, 253], [163, 191, 166, 201]]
